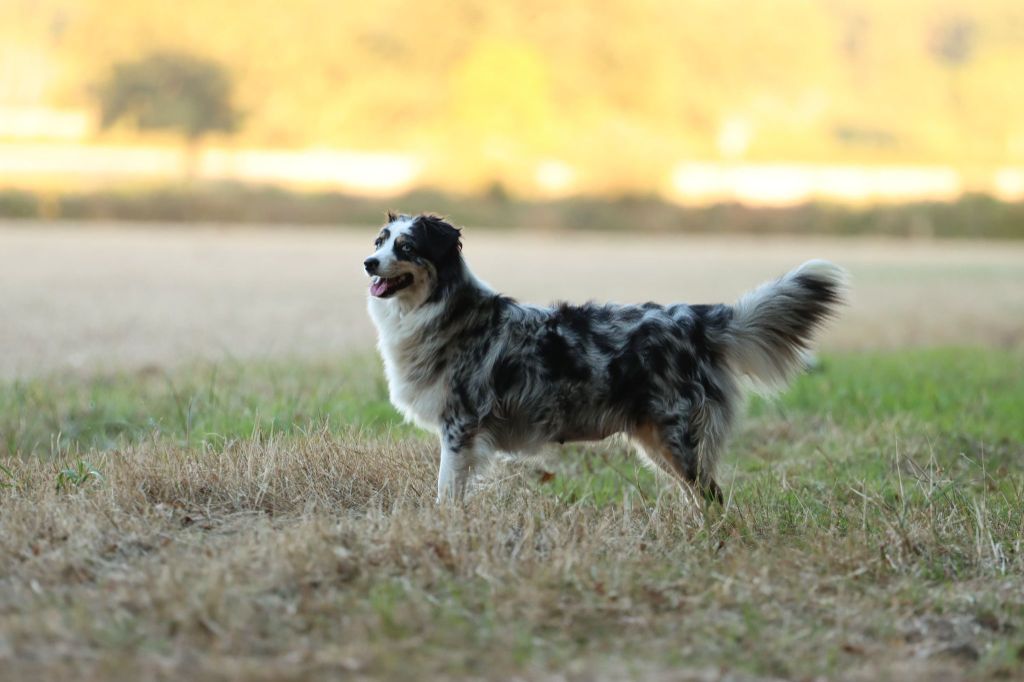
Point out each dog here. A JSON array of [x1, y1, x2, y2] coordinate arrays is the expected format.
[[365, 212, 846, 504]]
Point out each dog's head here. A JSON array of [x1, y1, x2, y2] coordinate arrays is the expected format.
[[364, 212, 463, 304]]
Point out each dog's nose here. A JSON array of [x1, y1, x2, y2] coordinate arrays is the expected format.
[[363, 257, 379, 274]]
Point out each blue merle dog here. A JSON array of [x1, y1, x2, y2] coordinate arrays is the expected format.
[[364, 213, 846, 504]]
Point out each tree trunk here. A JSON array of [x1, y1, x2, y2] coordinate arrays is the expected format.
[[182, 137, 203, 183]]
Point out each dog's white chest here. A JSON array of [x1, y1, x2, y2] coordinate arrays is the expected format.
[[385, 363, 446, 432], [369, 298, 448, 432]]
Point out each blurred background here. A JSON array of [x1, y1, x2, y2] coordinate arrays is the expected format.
[[2, 0, 1024, 220], [1, 0, 1023, 377]]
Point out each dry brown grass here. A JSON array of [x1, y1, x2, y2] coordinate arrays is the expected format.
[[2, 417, 1022, 681]]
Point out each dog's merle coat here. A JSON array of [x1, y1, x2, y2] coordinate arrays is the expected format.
[[365, 213, 846, 503]]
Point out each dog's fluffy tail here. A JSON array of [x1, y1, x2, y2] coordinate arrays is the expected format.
[[721, 260, 847, 393]]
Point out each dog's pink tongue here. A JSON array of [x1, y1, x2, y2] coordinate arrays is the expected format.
[[369, 278, 388, 297]]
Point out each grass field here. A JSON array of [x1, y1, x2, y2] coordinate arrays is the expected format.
[[2, 348, 1023, 680]]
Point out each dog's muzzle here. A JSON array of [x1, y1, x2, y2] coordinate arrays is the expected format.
[[369, 273, 415, 298]]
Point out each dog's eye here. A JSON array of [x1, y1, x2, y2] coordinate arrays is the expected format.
[[374, 238, 383, 248], [401, 243, 413, 253]]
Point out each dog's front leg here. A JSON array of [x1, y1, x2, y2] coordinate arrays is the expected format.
[[436, 437, 471, 504]]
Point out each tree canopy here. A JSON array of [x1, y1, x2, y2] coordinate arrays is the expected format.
[[93, 51, 240, 140]]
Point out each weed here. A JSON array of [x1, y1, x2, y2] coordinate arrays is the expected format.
[[0, 462, 16, 490], [54, 459, 103, 492]]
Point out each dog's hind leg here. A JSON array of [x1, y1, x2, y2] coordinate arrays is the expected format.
[[664, 420, 724, 505], [631, 420, 723, 505]]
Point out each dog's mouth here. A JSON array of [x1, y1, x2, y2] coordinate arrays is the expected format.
[[369, 273, 414, 298]]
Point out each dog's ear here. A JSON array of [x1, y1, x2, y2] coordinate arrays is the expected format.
[[414, 215, 462, 262], [385, 210, 399, 223]]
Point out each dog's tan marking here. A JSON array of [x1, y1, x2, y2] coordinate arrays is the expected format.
[[630, 421, 710, 505], [630, 422, 683, 479]]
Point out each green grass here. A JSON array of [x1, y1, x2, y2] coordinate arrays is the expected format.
[[754, 348, 1024, 443], [0, 352, 404, 457], [4, 347, 1021, 459]]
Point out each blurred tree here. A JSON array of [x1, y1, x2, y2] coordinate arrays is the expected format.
[[93, 50, 241, 179], [929, 16, 977, 68]]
